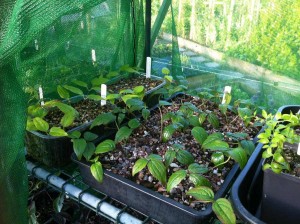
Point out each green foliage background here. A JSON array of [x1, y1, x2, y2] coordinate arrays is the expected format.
[[153, 0, 300, 79]]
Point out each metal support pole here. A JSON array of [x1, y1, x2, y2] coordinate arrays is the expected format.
[[145, 0, 151, 59], [27, 160, 143, 224]]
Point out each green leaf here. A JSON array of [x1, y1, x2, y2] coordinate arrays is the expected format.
[[189, 174, 212, 187], [49, 127, 68, 137], [142, 109, 150, 120], [53, 193, 64, 213], [188, 163, 209, 174], [119, 89, 134, 94], [91, 162, 103, 183], [60, 112, 75, 128], [57, 85, 70, 99], [128, 118, 140, 129], [87, 94, 102, 101], [162, 68, 170, 75], [274, 152, 285, 163], [211, 152, 225, 167], [55, 102, 76, 114], [202, 133, 229, 151], [132, 158, 148, 176], [165, 150, 176, 167], [72, 138, 87, 160], [212, 198, 236, 224], [159, 100, 172, 106], [63, 85, 84, 95], [227, 147, 248, 169], [83, 142, 95, 161], [262, 110, 268, 119], [162, 124, 176, 142], [117, 113, 125, 125], [241, 140, 255, 156], [91, 77, 109, 86], [95, 139, 115, 154], [126, 98, 145, 111], [27, 105, 48, 117], [177, 149, 194, 165], [270, 161, 283, 174], [83, 131, 98, 141], [68, 130, 81, 139], [167, 170, 187, 192], [115, 126, 132, 143], [192, 127, 208, 145], [133, 86, 145, 94], [219, 104, 228, 114], [148, 159, 167, 185], [226, 132, 248, 140], [71, 80, 88, 88], [187, 186, 214, 203], [26, 119, 37, 131], [90, 113, 116, 129], [33, 117, 49, 132], [238, 107, 252, 118], [148, 154, 163, 161], [188, 116, 200, 127], [207, 113, 220, 128], [198, 112, 207, 125]]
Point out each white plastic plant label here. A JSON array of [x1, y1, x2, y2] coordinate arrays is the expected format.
[[38, 85, 45, 106], [221, 86, 232, 104], [101, 84, 107, 106], [91, 49, 96, 62], [81, 21, 84, 29], [297, 143, 300, 155], [34, 39, 39, 50], [146, 57, 151, 78]]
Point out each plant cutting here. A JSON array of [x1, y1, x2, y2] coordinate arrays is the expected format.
[[72, 91, 260, 224], [230, 105, 300, 224], [255, 106, 300, 223]]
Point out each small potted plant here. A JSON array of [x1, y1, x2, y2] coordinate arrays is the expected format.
[[231, 105, 300, 223]]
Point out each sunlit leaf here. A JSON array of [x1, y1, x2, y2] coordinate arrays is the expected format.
[[187, 186, 214, 203], [95, 140, 115, 154], [91, 162, 103, 183], [167, 170, 187, 192], [132, 158, 148, 176], [212, 198, 236, 224]]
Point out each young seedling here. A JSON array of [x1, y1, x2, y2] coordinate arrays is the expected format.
[[258, 110, 300, 174], [191, 127, 254, 169], [132, 154, 167, 185]]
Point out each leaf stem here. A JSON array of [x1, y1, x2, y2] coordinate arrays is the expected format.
[[212, 156, 231, 169]]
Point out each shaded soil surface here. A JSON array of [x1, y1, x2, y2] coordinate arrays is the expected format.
[[108, 75, 163, 94], [28, 178, 152, 224], [44, 76, 163, 131], [44, 100, 113, 131], [100, 94, 259, 211]]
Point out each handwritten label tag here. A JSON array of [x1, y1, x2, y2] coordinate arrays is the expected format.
[[38, 86, 45, 106], [146, 57, 151, 78], [221, 86, 232, 104], [101, 84, 107, 106], [91, 49, 96, 63]]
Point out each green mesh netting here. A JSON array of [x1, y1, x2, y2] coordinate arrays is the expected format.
[[151, 0, 300, 113], [0, 1, 151, 222]]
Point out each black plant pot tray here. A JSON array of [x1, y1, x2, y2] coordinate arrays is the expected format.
[[231, 105, 300, 224], [72, 153, 240, 224], [26, 75, 165, 167]]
